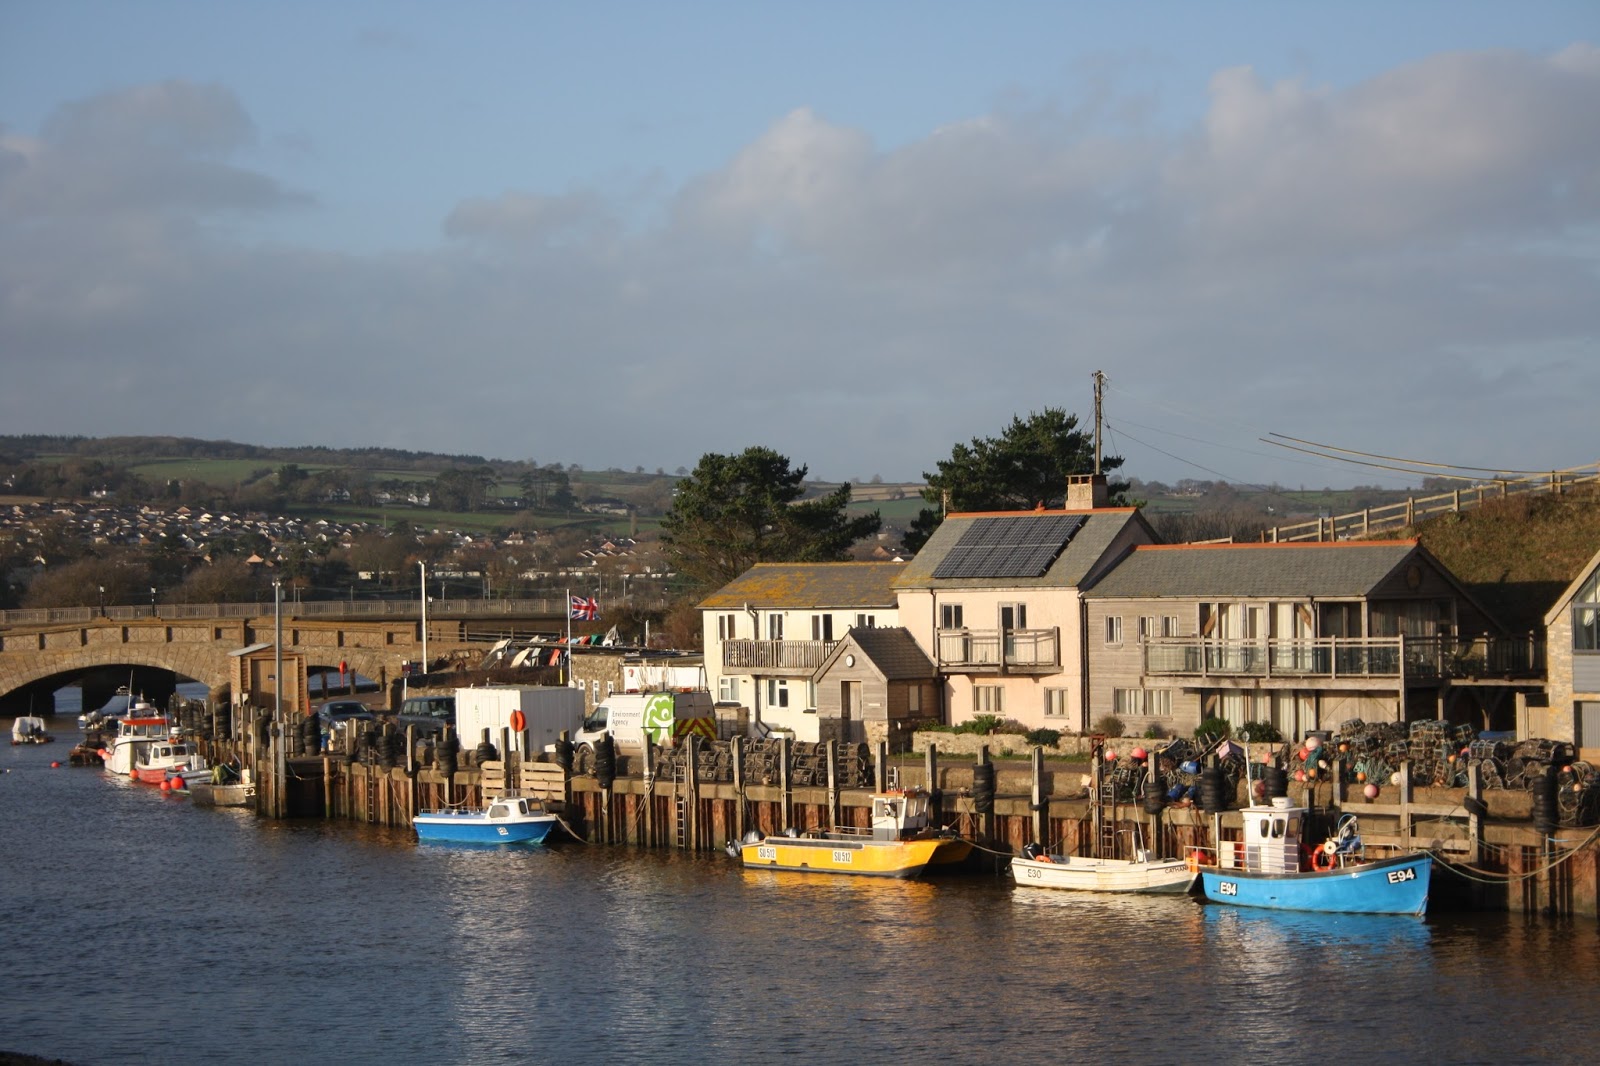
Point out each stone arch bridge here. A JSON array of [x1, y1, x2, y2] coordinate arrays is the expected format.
[[0, 599, 571, 714]]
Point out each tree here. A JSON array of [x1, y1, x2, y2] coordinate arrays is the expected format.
[[903, 408, 1126, 552], [661, 447, 882, 589]]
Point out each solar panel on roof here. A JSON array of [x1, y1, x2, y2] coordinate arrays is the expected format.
[[931, 514, 1086, 579]]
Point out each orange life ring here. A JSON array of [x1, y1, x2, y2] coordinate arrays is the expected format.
[[1311, 847, 1336, 872], [509, 711, 526, 733]]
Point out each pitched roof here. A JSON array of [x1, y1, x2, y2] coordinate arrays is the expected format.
[[698, 562, 906, 610], [831, 626, 937, 680], [894, 508, 1150, 590], [1081, 540, 1422, 599]]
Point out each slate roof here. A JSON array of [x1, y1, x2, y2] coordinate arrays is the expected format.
[[831, 626, 937, 680], [698, 562, 906, 610], [1081, 541, 1421, 599], [894, 508, 1149, 590]]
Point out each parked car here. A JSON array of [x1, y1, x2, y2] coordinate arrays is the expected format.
[[318, 699, 376, 726], [396, 695, 455, 736]]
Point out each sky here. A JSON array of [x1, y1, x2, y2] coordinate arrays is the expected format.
[[2, 2, 1597, 491]]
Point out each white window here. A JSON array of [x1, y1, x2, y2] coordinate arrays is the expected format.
[[855, 613, 876, 629], [1113, 688, 1142, 715], [1000, 603, 1027, 629], [907, 686, 922, 714], [590, 680, 600, 703], [1045, 689, 1070, 717], [1105, 616, 1124, 645], [1146, 689, 1172, 717], [1163, 616, 1180, 637], [766, 679, 790, 708], [941, 603, 964, 629], [718, 613, 738, 641], [974, 685, 1003, 714], [606, 681, 615, 696], [812, 614, 834, 641], [718, 676, 740, 703], [1138, 616, 1158, 640], [768, 614, 784, 640]]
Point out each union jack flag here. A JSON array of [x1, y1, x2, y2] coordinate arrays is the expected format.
[[569, 595, 600, 621]]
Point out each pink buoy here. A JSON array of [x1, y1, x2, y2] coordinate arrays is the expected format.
[[1364, 783, 1380, 799], [1294, 769, 1307, 782], [1306, 735, 1322, 751]]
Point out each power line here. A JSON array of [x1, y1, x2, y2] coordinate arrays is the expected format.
[[1259, 439, 1507, 483], [1264, 433, 1558, 477]]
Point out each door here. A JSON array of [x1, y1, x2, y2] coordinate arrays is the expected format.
[[840, 681, 859, 722]]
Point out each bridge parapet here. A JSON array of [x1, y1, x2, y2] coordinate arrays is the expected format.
[[0, 597, 569, 628]]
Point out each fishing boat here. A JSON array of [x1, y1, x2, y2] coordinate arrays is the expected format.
[[97, 702, 174, 776], [730, 787, 972, 878], [11, 716, 54, 745], [413, 796, 560, 845], [1011, 843, 1197, 894], [1197, 798, 1431, 916], [132, 739, 210, 786]]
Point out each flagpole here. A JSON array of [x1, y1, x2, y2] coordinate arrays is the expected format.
[[565, 586, 572, 685]]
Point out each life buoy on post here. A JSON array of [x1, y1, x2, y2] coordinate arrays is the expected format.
[[509, 710, 526, 733]]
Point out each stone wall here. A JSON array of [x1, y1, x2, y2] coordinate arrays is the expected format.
[[911, 730, 1098, 759]]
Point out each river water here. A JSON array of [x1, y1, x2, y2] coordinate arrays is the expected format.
[[3, 721, 1596, 1066]]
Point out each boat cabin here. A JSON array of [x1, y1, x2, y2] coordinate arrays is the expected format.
[[870, 789, 933, 840], [486, 798, 541, 820], [1222, 797, 1307, 874]]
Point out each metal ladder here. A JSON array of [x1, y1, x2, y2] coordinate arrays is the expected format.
[[673, 760, 689, 849], [365, 766, 378, 824]]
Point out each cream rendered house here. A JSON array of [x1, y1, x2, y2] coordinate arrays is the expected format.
[[699, 562, 904, 741], [892, 476, 1158, 732]]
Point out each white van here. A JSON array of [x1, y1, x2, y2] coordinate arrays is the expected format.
[[573, 691, 716, 756]]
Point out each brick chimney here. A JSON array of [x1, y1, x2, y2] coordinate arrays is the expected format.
[[1066, 473, 1108, 509]]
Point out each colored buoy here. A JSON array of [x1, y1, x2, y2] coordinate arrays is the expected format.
[[51, 761, 61, 768], [1364, 783, 1380, 799], [160, 779, 172, 792]]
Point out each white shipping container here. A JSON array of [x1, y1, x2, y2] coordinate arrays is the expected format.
[[453, 686, 585, 755]]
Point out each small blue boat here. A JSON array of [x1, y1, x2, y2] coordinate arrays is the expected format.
[[413, 796, 559, 845], [1199, 799, 1430, 916]]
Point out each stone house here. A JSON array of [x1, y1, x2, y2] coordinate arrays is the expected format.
[[1541, 545, 1600, 753]]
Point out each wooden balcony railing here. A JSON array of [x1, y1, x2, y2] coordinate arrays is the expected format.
[[936, 628, 1060, 673], [722, 639, 838, 673], [1141, 635, 1544, 681]]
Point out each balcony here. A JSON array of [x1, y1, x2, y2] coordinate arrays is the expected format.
[[722, 639, 837, 676], [1141, 635, 1544, 683], [937, 627, 1060, 674]]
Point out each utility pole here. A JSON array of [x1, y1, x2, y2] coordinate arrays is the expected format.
[[419, 560, 429, 677], [1092, 369, 1105, 477]]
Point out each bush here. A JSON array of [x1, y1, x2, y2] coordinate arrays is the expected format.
[[1235, 720, 1283, 743], [1093, 714, 1125, 738], [1194, 716, 1230, 741], [957, 714, 1003, 736], [1025, 728, 1062, 748], [1142, 725, 1168, 740]]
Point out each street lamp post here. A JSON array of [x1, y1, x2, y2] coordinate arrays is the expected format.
[[97, 585, 105, 617], [150, 587, 157, 617], [419, 561, 428, 677]]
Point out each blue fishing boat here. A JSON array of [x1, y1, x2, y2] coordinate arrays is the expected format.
[[413, 796, 559, 845], [1198, 799, 1430, 916]]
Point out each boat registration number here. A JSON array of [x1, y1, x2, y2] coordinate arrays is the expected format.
[[1024, 867, 1043, 879], [497, 827, 509, 837], [757, 846, 777, 860], [1216, 880, 1239, 896], [832, 850, 854, 864], [1386, 868, 1416, 884]]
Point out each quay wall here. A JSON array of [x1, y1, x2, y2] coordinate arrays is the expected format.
[[207, 731, 1600, 920]]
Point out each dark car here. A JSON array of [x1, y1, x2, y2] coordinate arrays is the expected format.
[[396, 695, 454, 736], [317, 699, 376, 726]]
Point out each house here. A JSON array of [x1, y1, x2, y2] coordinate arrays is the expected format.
[[891, 475, 1158, 732], [1079, 539, 1540, 738], [811, 626, 938, 750], [699, 561, 905, 741], [1541, 545, 1600, 752]]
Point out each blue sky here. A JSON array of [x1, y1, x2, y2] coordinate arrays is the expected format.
[[3, 2, 1597, 489]]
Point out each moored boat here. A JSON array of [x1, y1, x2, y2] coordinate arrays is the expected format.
[[1011, 844, 1197, 894], [11, 716, 54, 745], [131, 739, 209, 786], [731, 787, 972, 879], [1197, 799, 1430, 916], [413, 796, 560, 845], [98, 703, 174, 776]]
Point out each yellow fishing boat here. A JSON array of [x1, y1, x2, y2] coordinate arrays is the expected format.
[[731, 788, 972, 878]]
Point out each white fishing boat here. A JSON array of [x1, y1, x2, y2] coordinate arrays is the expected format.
[[1011, 843, 1197, 894], [98, 702, 174, 776], [11, 716, 54, 745]]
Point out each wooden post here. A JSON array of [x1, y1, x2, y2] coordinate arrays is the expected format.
[[1399, 760, 1413, 852], [642, 741, 656, 847], [686, 734, 701, 850], [779, 734, 792, 833], [1031, 746, 1047, 849], [732, 736, 746, 842], [323, 755, 332, 817], [925, 744, 940, 825], [876, 740, 888, 793], [979, 744, 994, 844], [826, 739, 838, 831]]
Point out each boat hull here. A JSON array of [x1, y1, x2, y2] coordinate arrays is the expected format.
[[413, 812, 558, 845], [1012, 855, 1197, 894], [739, 834, 971, 878], [1199, 853, 1431, 916]]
